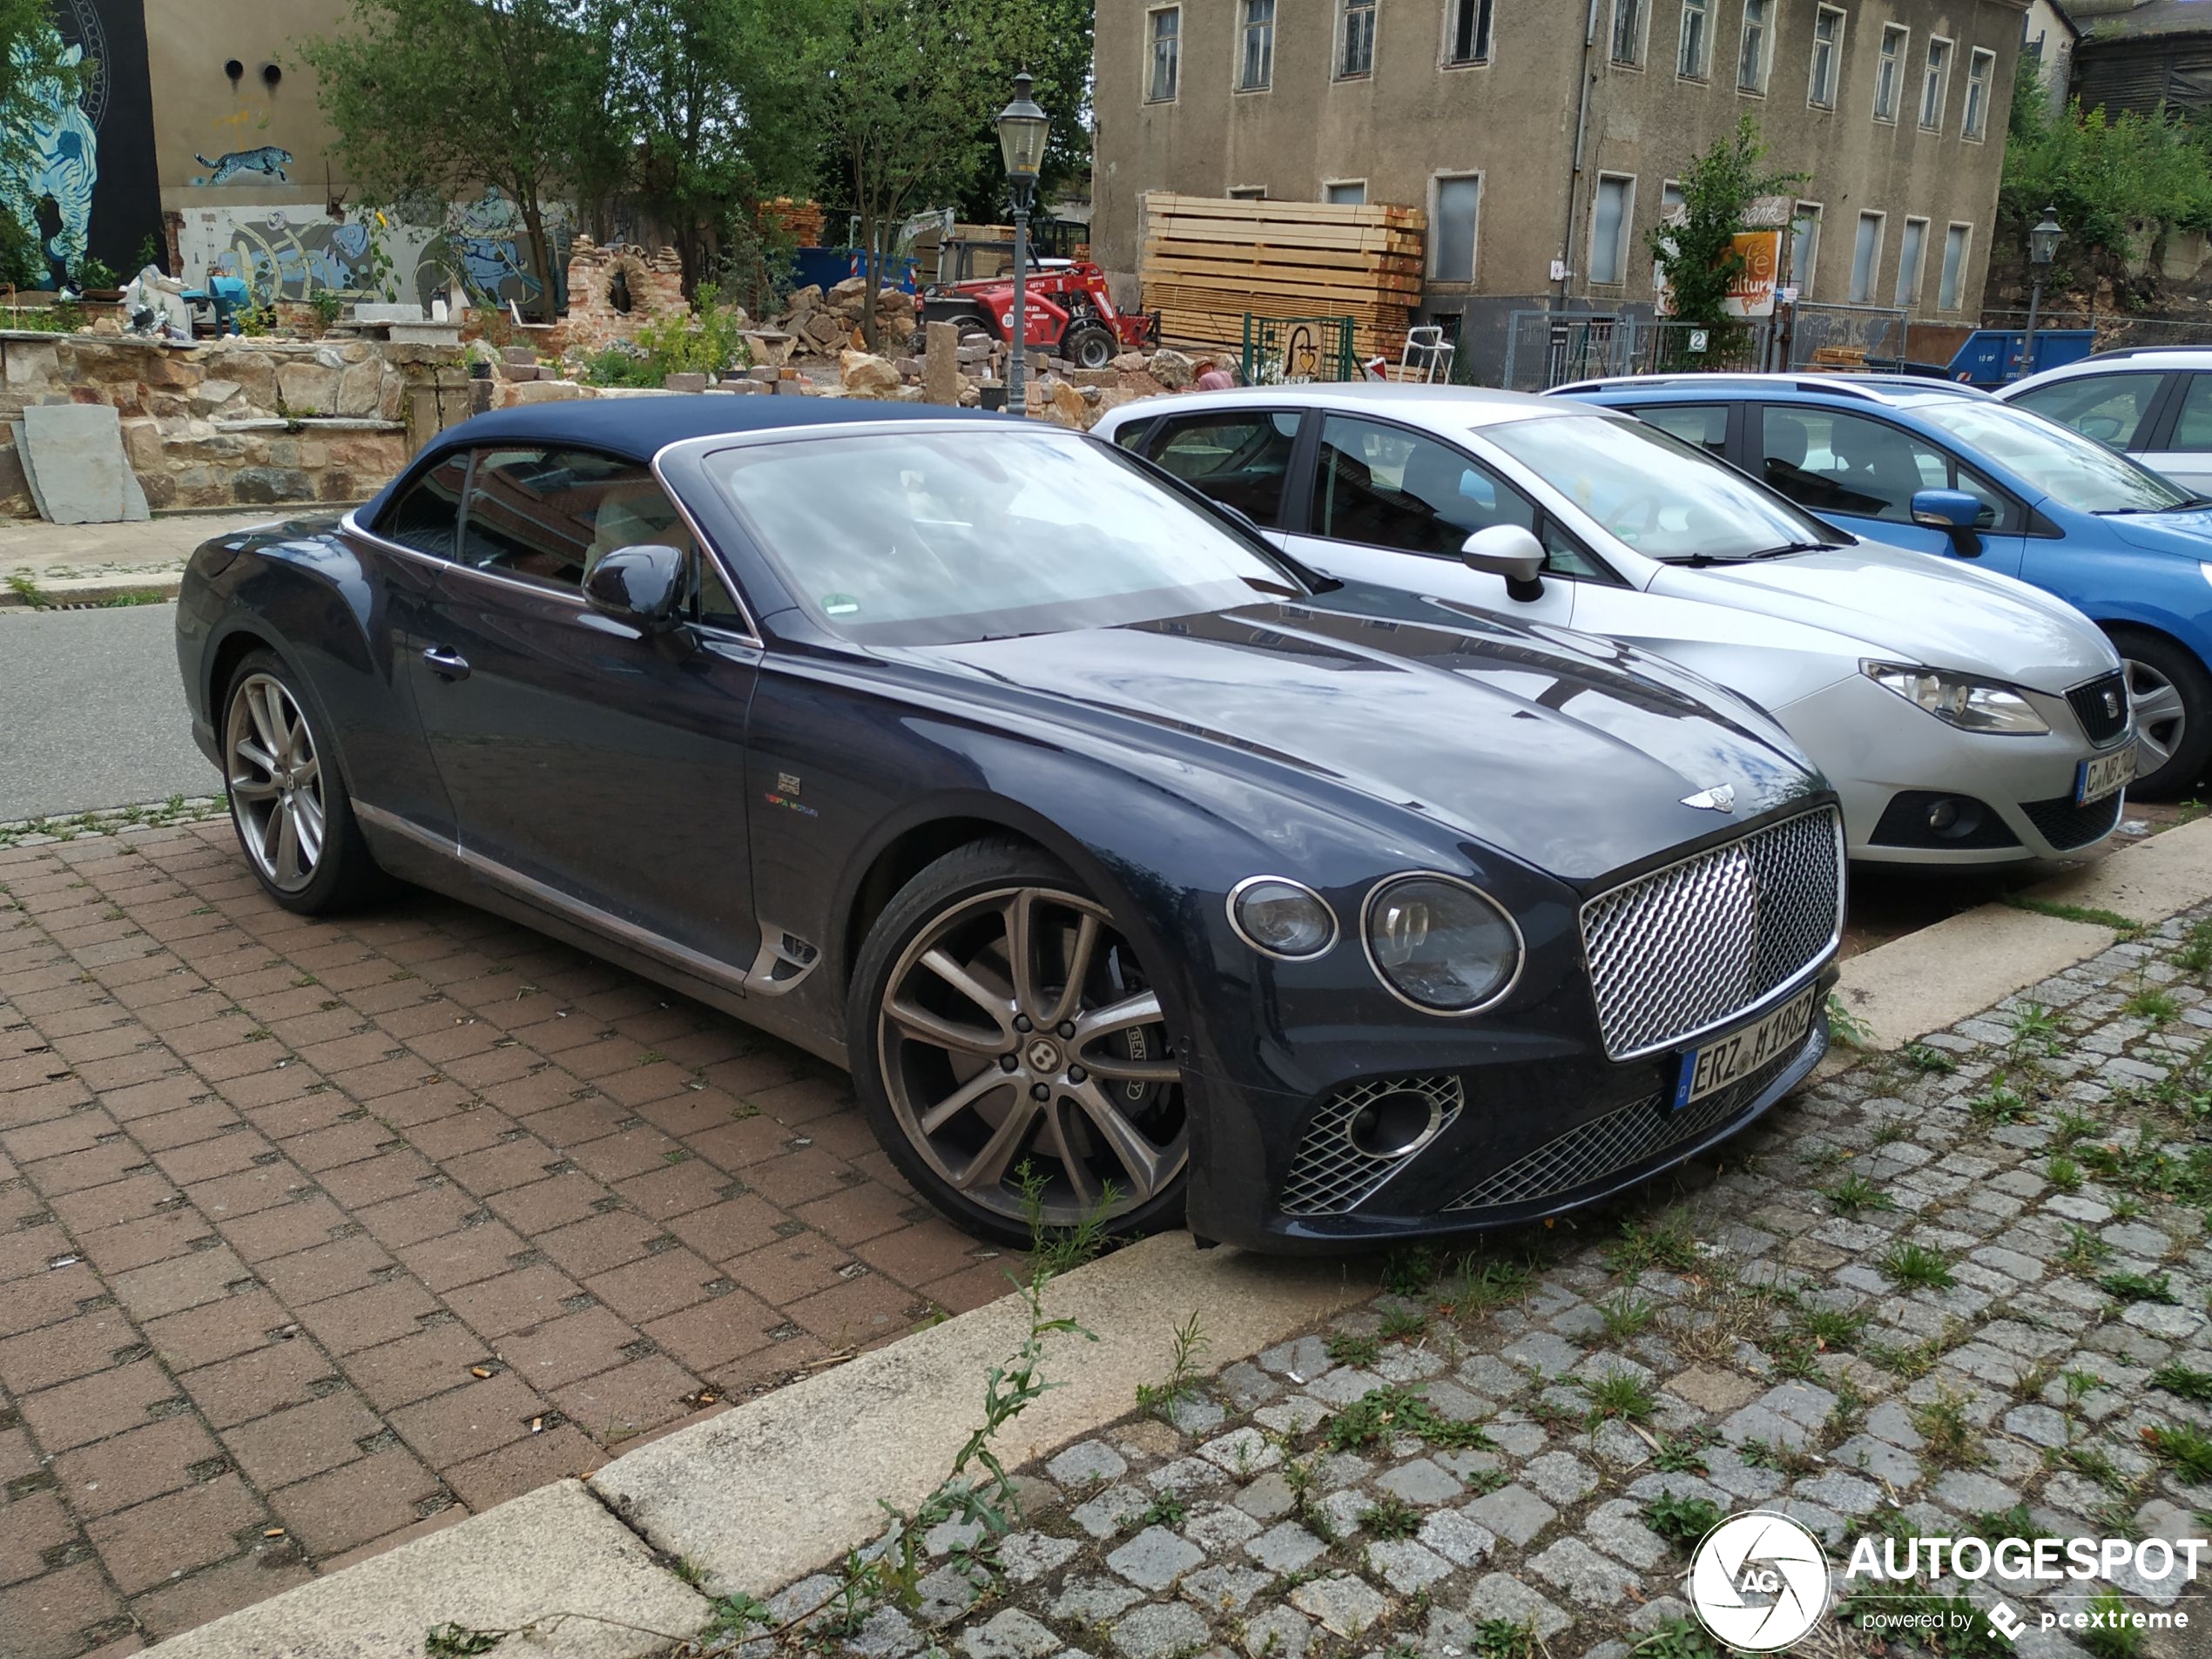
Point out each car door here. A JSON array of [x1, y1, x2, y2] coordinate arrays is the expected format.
[[1279, 412, 1583, 625], [408, 444, 764, 974], [1751, 403, 2027, 577], [2134, 373, 2212, 495]]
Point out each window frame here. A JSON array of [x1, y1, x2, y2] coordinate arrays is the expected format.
[[1849, 209, 1885, 305], [1873, 23, 1907, 123], [370, 449, 471, 563], [1919, 35, 1952, 132], [1430, 171, 1484, 283], [1227, 185, 1269, 200], [1736, 0, 1770, 95], [1444, 0, 1494, 67], [1610, 0, 1646, 68], [1146, 4, 1181, 104], [1588, 172, 1636, 287], [1651, 179, 1685, 296], [1137, 406, 1306, 529], [1963, 46, 1995, 140], [1324, 179, 1370, 206], [1237, 0, 1276, 91], [1894, 215, 1929, 309], [1936, 221, 1972, 312], [1791, 200, 1823, 296], [1807, 5, 1844, 109], [1338, 0, 1379, 80], [1676, 0, 1710, 80]]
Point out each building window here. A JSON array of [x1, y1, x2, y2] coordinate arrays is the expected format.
[[1590, 174, 1635, 285], [1938, 222, 1971, 309], [1791, 202, 1822, 293], [1808, 7, 1843, 108], [1850, 211, 1884, 303], [1920, 37, 1951, 130], [1737, 0, 1769, 93], [1652, 179, 1685, 294], [1238, 0, 1275, 89], [1148, 7, 1180, 101], [1611, 0, 1642, 67], [1433, 175, 1481, 280], [1895, 216, 1927, 307], [1964, 47, 1994, 138], [1677, 0, 1708, 78], [1227, 185, 1268, 199], [1326, 180, 1368, 205], [1447, 0, 1494, 64], [1874, 24, 1906, 121], [1339, 0, 1377, 78]]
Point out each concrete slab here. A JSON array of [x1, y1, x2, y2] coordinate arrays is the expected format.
[[2024, 815, 2212, 925], [592, 1232, 1370, 1598], [144, 1480, 708, 1659], [1829, 904, 2113, 1050], [21, 402, 149, 523]]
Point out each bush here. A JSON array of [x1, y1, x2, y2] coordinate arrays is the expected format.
[[584, 283, 753, 388], [2001, 87, 2212, 266]]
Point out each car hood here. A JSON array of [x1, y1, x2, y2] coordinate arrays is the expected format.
[[2107, 505, 2212, 557], [1649, 540, 2115, 691], [910, 598, 1822, 885]]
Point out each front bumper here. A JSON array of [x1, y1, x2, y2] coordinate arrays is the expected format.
[[1777, 673, 2131, 866]]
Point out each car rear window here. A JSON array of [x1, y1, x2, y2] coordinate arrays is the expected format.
[[376, 452, 469, 557]]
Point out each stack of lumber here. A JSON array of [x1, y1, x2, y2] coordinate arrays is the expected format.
[[759, 198, 826, 247], [1140, 193, 1426, 364]]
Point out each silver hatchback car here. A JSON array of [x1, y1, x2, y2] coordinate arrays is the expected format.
[[1096, 384, 2134, 867], [1999, 347, 2212, 496]]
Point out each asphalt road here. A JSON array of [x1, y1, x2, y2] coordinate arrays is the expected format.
[[0, 601, 216, 820]]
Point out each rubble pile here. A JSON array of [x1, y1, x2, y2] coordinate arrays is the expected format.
[[772, 277, 917, 358]]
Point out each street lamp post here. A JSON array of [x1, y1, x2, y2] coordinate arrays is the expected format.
[[2020, 204, 2063, 382], [995, 72, 1050, 413]]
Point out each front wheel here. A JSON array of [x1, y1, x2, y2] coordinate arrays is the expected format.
[[221, 649, 384, 913], [848, 839, 1190, 1247], [1064, 326, 1118, 371], [2111, 630, 2212, 799]]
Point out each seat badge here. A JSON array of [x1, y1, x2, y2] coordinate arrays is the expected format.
[[1680, 784, 1736, 813]]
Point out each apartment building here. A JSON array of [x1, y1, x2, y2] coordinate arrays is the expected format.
[[1093, 1, 2030, 361]]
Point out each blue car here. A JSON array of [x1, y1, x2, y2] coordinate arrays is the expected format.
[[1554, 374, 2212, 798]]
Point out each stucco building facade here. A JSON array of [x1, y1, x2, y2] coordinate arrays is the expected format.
[[1093, 0, 2031, 362]]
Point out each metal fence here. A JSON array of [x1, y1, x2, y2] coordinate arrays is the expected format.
[[1783, 302, 1910, 371], [1977, 310, 2212, 354], [1494, 310, 1775, 391], [1240, 314, 1358, 384]]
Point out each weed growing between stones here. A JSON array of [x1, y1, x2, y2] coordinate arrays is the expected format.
[[1134, 1312, 1211, 1422]]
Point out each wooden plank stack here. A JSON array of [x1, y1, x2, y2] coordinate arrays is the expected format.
[[1140, 193, 1426, 365]]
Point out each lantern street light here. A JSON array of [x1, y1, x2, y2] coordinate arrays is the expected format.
[[995, 71, 1050, 411], [2019, 205, 2063, 383]]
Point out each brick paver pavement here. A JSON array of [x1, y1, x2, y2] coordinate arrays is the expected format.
[[0, 819, 1018, 1657]]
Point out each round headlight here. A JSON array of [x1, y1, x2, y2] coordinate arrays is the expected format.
[[1229, 877, 1336, 960], [1363, 874, 1522, 1014]]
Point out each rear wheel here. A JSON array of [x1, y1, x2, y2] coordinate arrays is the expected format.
[[1064, 326, 1118, 371], [221, 650, 384, 913], [849, 839, 1189, 1246], [2110, 630, 2212, 799]]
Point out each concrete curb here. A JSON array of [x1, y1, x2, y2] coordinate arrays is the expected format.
[[138, 818, 2212, 1658], [0, 573, 182, 609]]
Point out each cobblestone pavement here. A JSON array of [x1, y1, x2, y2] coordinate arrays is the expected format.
[[0, 819, 1018, 1658], [748, 916, 2212, 1659]]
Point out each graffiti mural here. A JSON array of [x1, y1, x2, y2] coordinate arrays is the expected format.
[[193, 145, 294, 186], [2, 38, 96, 288]]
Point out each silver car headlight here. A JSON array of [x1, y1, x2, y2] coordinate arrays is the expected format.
[[1861, 661, 2049, 736], [1228, 877, 1336, 960], [1362, 874, 1523, 1014]]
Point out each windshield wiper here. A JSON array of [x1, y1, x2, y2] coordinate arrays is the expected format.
[[1747, 540, 1844, 558]]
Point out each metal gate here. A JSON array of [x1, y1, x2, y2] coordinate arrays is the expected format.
[[1241, 314, 1357, 384], [1496, 309, 1775, 390], [1784, 302, 1910, 371]]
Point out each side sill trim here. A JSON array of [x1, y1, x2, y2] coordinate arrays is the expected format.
[[352, 801, 752, 997]]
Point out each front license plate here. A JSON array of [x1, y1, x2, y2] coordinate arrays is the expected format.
[[2075, 745, 2135, 807], [1672, 988, 1818, 1112]]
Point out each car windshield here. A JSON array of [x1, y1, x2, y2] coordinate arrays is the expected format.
[[705, 426, 1305, 644], [1910, 397, 2194, 516], [1481, 413, 1840, 562]]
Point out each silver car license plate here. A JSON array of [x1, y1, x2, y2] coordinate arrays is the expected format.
[[1672, 987, 1818, 1112], [2075, 745, 2135, 807]]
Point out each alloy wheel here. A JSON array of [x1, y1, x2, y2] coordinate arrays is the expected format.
[[2125, 657, 2186, 775], [876, 885, 1187, 1226], [225, 672, 326, 894]]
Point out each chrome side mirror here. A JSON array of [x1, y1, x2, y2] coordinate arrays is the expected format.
[[1460, 524, 1546, 601]]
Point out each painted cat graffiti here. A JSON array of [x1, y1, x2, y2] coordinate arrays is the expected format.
[[2, 38, 98, 288], [195, 145, 292, 185]]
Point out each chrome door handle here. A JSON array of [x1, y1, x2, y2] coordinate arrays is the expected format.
[[421, 646, 471, 681]]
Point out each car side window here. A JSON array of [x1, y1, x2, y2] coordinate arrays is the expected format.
[[2011, 373, 2164, 451], [1632, 403, 1729, 457], [1758, 407, 2011, 529], [459, 448, 698, 593], [1145, 410, 1298, 525], [377, 452, 469, 557], [2170, 375, 2212, 454]]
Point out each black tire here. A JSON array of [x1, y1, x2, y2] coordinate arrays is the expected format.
[[1064, 326, 1117, 371], [220, 648, 386, 914], [939, 312, 989, 341], [847, 837, 1190, 1247], [2108, 628, 2212, 800]]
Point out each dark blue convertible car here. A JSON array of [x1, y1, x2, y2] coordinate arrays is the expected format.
[[175, 397, 1844, 1251]]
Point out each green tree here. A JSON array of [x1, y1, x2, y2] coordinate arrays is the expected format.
[[2000, 91, 2212, 273], [1648, 115, 1807, 337], [300, 0, 621, 317], [952, 0, 1092, 220]]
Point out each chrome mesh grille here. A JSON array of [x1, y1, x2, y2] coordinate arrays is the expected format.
[[1446, 1037, 1813, 1213], [1278, 1076, 1463, 1216], [1580, 806, 1843, 1061]]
